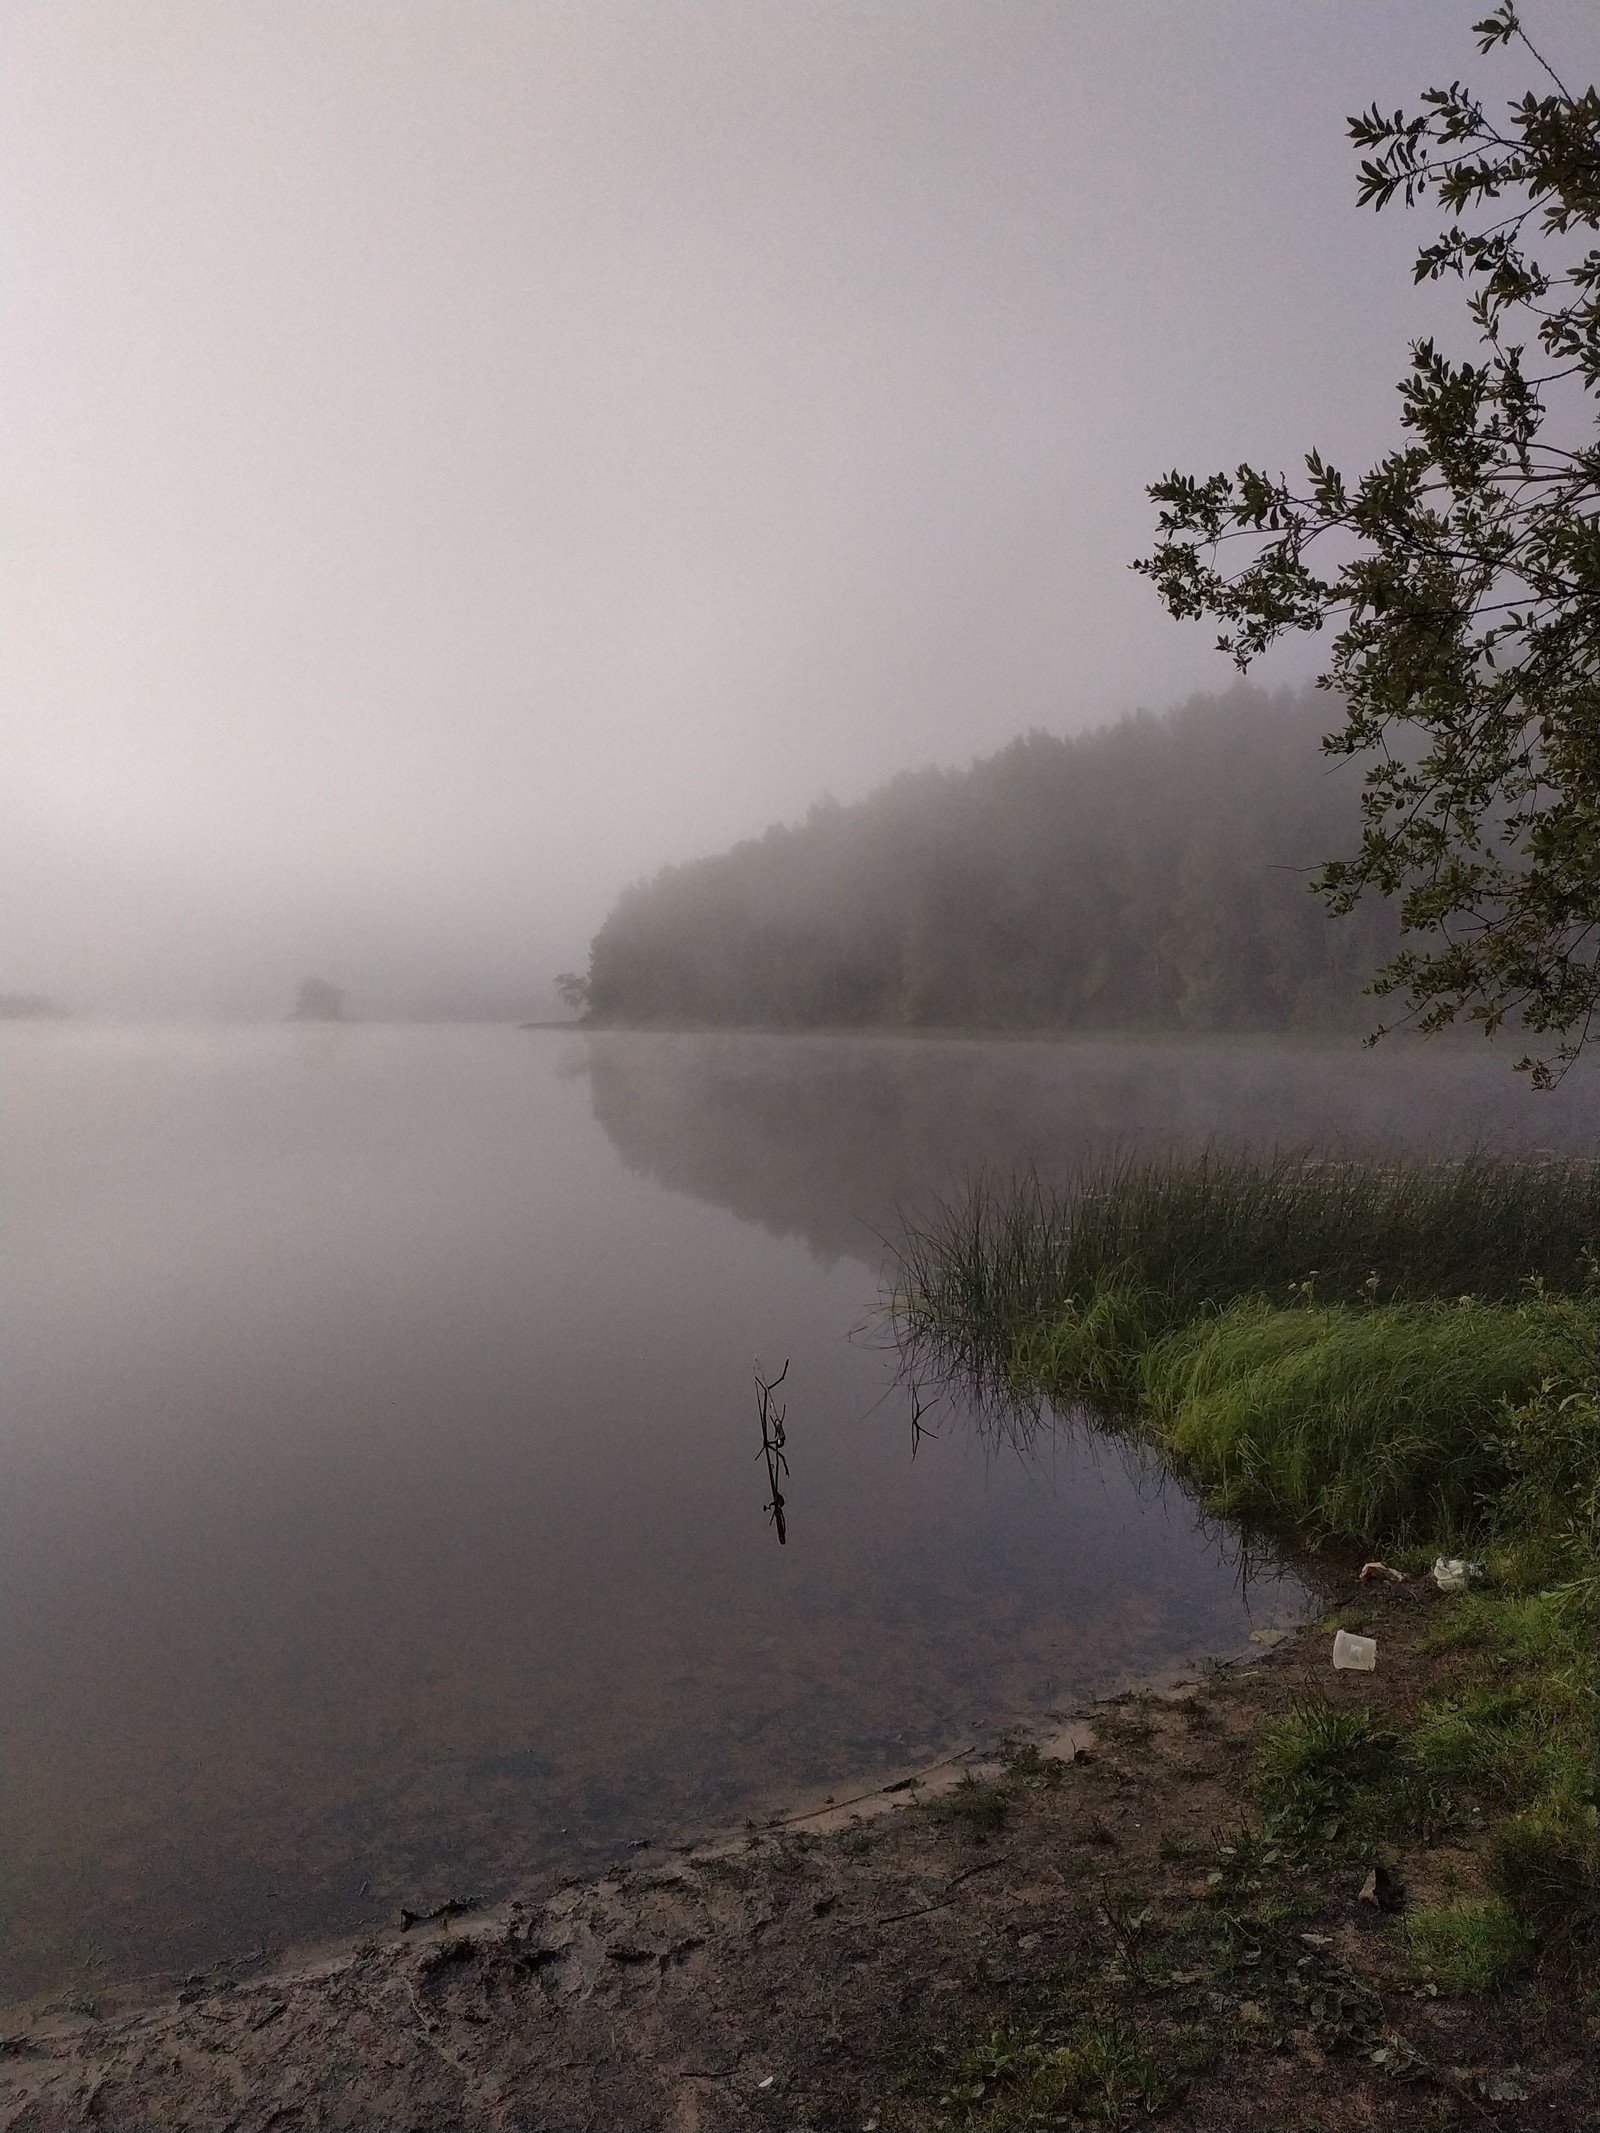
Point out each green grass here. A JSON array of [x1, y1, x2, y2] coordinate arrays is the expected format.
[[890, 1151, 1600, 1403], [1247, 1574, 1598, 1956], [1172, 1325, 1595, 1957], [889, 1150, 1600, 1975], [1410, 1687, 1535, 1797], [1139, 1295, 1594, 1542], [999, 1738, 1069, 1791], [954, 2019, 1168, 2125], [1404, 1898, 1530, 1992], [1256, 1701, 1399, 1844], [928, 1771, 1010, 1839]]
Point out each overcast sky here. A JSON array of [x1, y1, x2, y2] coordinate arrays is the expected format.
[[4, 1, 1592, 1015]]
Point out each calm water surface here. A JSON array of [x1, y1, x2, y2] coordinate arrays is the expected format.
[[5, 1026, 1597, 1999]]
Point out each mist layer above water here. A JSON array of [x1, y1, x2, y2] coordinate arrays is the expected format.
[[5, 1025, 1595, 2001]]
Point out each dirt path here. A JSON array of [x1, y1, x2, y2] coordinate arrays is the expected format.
[[5, 1584, 1596, 2130]]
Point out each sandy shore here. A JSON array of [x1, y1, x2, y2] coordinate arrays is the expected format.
[[5, 1590, 1595, 2131], [0, 1657, 1224, 2131]]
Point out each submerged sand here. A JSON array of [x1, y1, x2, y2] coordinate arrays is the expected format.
[[6, 1592, 1595, 2131]]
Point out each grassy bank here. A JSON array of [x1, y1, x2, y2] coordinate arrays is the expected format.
[[892, 1152, 1600, 1399], [890, 1153, 1599, 2009]]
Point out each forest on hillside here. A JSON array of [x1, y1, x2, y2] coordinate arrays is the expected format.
[[581, 687, 1400, 1031]]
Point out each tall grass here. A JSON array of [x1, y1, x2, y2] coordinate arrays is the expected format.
[[890, 1151, 1600, 1402], [889, 1149, 1599, 1962], [1140, 1294, 1595, 1542]]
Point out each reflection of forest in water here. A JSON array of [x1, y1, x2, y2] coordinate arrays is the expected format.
[[583, 1031, 1600, 1265]]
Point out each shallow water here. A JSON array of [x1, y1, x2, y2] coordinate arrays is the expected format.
[[3, 1026, 1594, 1999]]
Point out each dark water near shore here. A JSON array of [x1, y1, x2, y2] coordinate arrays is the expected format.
[[4, 1027, 1596, 2000]]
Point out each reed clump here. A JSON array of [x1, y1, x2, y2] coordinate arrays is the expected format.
[[889, 1150, 1599, 1970], [890, 1150, 1600, 1403], [1139, 1294, 1595, 1543]]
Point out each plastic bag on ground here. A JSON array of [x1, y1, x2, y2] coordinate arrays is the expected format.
[[1432, 1558, 1483, 1592]]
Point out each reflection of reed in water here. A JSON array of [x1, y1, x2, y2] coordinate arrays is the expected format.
[[754, 1358, 789, 1544], [888, 1327, 1307, 1616], [883, 1150, 1600, 1605]]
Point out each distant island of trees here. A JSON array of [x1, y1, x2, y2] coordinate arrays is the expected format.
[[288, 978, 347, 1023], [576, 687, 1399, 1033], [0, 992, 67, 1020]]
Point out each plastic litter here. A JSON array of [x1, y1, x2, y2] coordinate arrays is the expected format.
[[1358, 1561, 1406, 1584], [1432, 1558, 1484, 1592], [1332, 1629, 1377, 1671]]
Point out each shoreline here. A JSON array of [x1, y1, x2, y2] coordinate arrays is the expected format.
[[8, 1581, 1595, 2130], [0, 1638, 1248, 2042], [6, 1143, 1594, 2127], [0, 1633, 1286, 2090]]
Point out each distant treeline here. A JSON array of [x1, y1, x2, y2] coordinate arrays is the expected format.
[[584, 687, 1399, 1031]]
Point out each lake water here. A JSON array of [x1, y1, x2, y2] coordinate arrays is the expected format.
[[5, 1025, 1597, 2002]]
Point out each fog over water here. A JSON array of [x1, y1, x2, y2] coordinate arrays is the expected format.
[[5, 1025, 1598, 1999], [7, 0, 1600, 2027], [4, 3, 1594, 1015], [589, 1030, 1600, 1262]]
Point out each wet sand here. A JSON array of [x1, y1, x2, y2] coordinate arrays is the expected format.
[[9, 1584, 1598, 2133]]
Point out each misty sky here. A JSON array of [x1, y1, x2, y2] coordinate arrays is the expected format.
[[5, 1, 1593, 1016]]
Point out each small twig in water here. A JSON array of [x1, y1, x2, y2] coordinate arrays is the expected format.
[[754, 1358, 790, 1544], [908, 1380, 939, 1456]]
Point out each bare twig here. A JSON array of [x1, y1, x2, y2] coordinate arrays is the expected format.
[[397, 1896, 480, 1932], [754, 1359, 790, 1545], [875, 1855, 1010, 1925]]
